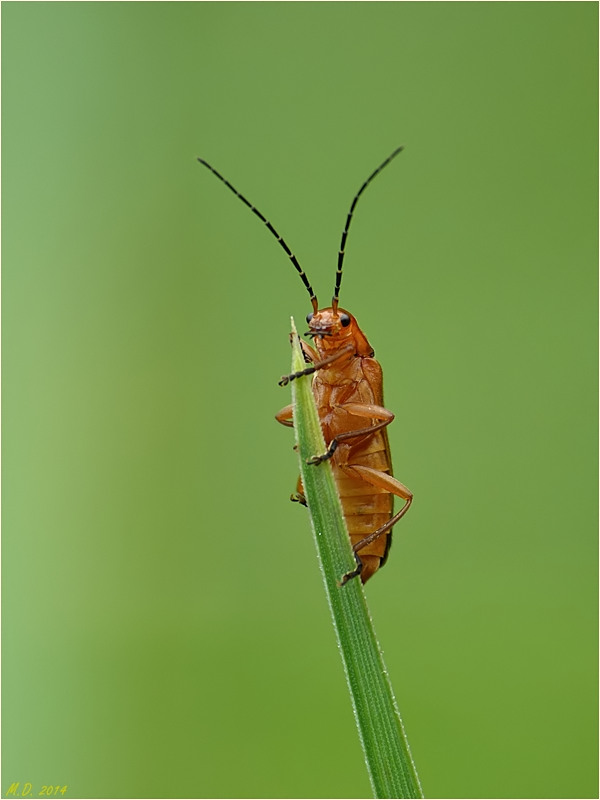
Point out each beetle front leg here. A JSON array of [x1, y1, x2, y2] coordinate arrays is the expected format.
[[279, 344, 352, 386]]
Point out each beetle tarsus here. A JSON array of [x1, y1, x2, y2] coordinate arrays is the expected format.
[[306, 439, 338, 465], [278, 364, 315, 387], [339, 553, 363, 586], [290, 493, 307, 506]]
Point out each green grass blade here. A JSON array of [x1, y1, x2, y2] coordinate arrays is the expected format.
[[289, 318, 423, 800]]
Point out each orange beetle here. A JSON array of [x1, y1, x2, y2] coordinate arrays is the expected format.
[[198, 148, 412, 583]]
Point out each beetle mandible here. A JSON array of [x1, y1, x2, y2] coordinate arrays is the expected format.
[[197, 148, 412, 584]]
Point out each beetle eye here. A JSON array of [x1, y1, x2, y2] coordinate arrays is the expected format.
[[306, 312, 314, 324], [340, 313, 351, 327]]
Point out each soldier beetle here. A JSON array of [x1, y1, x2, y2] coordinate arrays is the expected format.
[[198, 148, 412, 584]]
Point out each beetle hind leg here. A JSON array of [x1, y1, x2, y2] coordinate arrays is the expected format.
[[339, 552, 363, 586], [339, 552, 382, 586]]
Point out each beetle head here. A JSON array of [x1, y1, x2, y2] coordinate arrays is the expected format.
[[305, 306, 374, 357]]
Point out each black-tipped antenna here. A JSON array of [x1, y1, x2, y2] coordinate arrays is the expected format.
[[333, 146, 404, 312], [197, 158, 318, 312]]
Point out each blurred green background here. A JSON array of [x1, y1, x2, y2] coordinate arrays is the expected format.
[[2, 3, 597, 799]]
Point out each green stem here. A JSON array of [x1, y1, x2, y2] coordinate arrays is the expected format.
[[289, 318, 423, 800]]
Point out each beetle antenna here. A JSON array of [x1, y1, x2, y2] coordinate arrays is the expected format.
[[198, 158, 318, 312], [333, 146, 404, 312]]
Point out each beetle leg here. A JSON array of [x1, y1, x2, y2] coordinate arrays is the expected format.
[[275, 404, 294, 428], [286, 333, 317, 365], [276, 408, 309, 506], [307, 402, 393, 463], [338, 464, 413, 585], [339, 552, 363, 585], [307, 416, 392, 465], [340, 402, 394, 422], [279, 344, 352, 386], [300, 339, 316, 365]]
